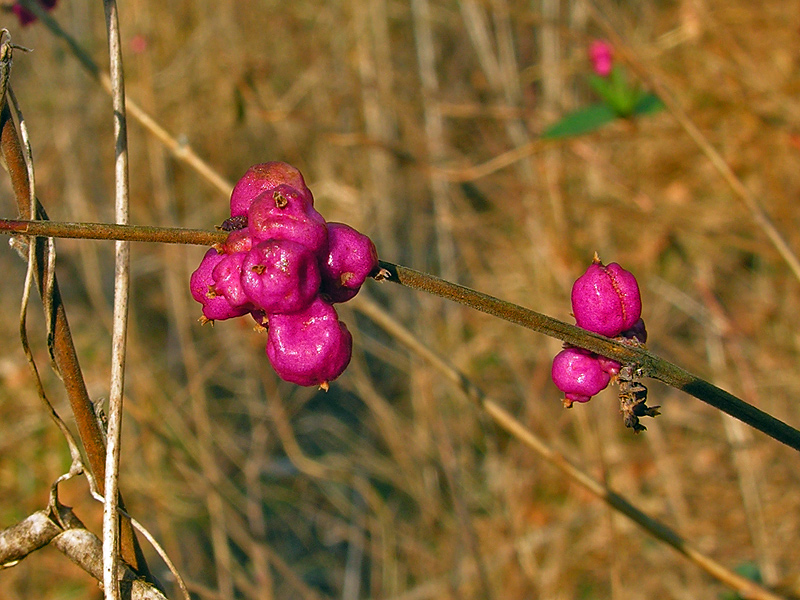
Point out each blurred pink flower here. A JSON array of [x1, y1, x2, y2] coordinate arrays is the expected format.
[[12, 0, 58, 26], [130, 34, 148, 55], [589, 40, 613, 77]]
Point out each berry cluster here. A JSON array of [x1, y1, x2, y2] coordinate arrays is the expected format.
[[551, 255, 646, 407], [190, 162, 379, 388]]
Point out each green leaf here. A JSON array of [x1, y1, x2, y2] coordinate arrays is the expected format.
[[633, 93, 665, 115], [541, 103, 618, 139]]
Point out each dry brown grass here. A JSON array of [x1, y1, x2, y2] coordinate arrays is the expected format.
[[1, 0, 799, 598]]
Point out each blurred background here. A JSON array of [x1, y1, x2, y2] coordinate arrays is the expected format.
[[0, 0, 799, 598]]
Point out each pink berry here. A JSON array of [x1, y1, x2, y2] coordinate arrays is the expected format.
[[551, 348, 611, 405], [266, 297, 353, 387], [571, 258, 642, 337], [240, 240, 321, 315], [230, 162, 313, 218], [190, 249, 250, 321], [211, 253, 254, 311], [597, 356, 621, 376], [248, 184, 328, 255], [319, 222, 379, 303], [219, 227, 253, 255]]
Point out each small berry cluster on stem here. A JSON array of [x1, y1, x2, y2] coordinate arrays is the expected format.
[[552, 254, 659, 431], [190, 162, 381, 389]]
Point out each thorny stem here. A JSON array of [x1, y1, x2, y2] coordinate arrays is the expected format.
[[2, 219, 800, 453]]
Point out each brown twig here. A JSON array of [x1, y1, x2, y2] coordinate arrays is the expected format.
[[378, 261, 800, 453], [0, 218, 223, 245], [2, 218, 799, 453]]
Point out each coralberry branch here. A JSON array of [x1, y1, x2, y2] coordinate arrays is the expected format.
[[190, 162, 381, 389], [552, 254, 659, 431]]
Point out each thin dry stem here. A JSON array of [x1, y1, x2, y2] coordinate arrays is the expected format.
[[102, 0, 130, 597], [1, 216, 798, 453], [0, 53, 149, 583]]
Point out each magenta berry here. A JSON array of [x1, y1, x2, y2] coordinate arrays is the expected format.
[[211, 253, 254, 311], [320, 222, 379, 303], [551, 348, 611, 406], [266, 297, 353, 387], [240, 240, 321, 315], [596, 356, 621, 377], [220, 227, 254, 255], [190, 249, 251, 322], [571, 257, 641, 337], [248, 184, 328, 255], [230, 162, 313, 218]]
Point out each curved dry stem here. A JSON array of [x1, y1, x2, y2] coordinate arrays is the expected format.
[[0, 100, 149, 580], [12, 86, 87, 488]]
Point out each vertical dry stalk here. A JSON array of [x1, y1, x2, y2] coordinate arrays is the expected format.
[[101, 0, 131, 598]]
